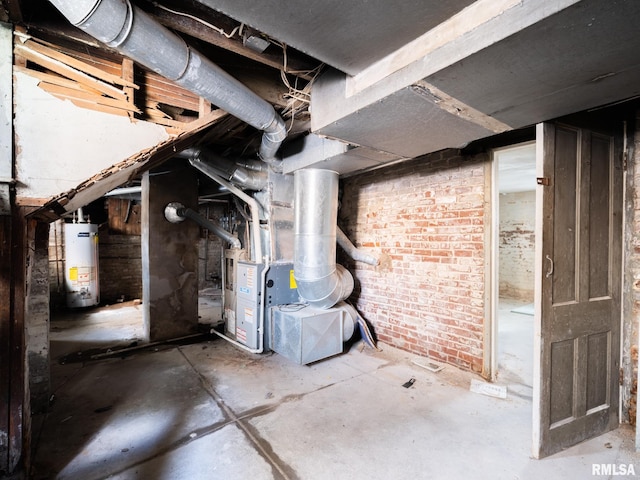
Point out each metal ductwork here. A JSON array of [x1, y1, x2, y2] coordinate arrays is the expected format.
[[188, 157, 263, 262], [176, 148, 267, 191], [164, 201, 241, 249], [294, 169, 354, 309], [47, 0, 287, 169]]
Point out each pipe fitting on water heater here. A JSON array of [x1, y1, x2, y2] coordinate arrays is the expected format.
[[293, 169, 354, 309]]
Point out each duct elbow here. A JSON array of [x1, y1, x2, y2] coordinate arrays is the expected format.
[[230, 168, 268, 191], [259, 116, 287, 171], [293, 168, 354, 309], [295, 265, 354, 310]]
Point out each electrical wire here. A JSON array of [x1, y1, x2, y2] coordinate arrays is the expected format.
[[152, 2, 244, 39], [271, 41, 325, 131], [277, 303, 308, 312]]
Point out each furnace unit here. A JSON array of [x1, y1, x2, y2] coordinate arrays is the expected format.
[[226, 259, 299, 350]]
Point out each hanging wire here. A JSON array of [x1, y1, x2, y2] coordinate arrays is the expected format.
[[271, 41, 325, 131], [152, 2, 245, 39]]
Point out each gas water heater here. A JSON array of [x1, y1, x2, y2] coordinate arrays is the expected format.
[[64, 219, 100, 308]]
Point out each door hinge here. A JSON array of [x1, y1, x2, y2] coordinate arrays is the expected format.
[[620, 367, 624, 386], [537, 177, 550, 186], [623, 151, 628, 171]]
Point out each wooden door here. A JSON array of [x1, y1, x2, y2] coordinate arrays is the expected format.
[[533, 122, 622, 458]]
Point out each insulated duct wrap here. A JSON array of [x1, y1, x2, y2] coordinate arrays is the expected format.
[[48, 0, 286, 167], [294, 169, 354, 309]]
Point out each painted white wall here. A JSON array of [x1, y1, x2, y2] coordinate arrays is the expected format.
[[0, 23, 13, 214], [14, 72, 169, 201], [499, 190, 535, 301]]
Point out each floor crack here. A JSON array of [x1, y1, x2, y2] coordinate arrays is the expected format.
[[178, 348, 300, 480]]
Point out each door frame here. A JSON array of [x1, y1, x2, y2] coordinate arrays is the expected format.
[[531, 124, 545, 454], [487, 121, 629, 454], [488, 140, 537, 382]]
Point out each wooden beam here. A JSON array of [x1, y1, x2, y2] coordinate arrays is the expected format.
[[347, 0, 581, 95], [29, 109, 230, 221], [2, 0, 23, 23], [39, 82, 141, 115], [146, 5, 317, 80], [412, 80, 511, 133], [0, 215, 12, 473], [122, 58, 135, 117], [8, 209, 28, 473], [13, 66, 104, 96], [199, 97, 211, 118]]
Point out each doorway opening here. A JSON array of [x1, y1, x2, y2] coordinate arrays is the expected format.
[[491, 142, 536, 397]]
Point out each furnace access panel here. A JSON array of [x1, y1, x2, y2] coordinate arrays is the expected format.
[[235, 262, 299, 349]]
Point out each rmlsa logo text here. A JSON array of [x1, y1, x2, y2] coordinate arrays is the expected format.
[[592, 464, 636, 476]]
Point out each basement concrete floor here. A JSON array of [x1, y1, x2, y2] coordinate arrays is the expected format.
[[31, 298, 638, 480]]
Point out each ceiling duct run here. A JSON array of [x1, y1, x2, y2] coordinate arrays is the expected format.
[[47, 0, 287, 170]]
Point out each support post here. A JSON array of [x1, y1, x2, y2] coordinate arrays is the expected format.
[[142, 166, 199, 341]]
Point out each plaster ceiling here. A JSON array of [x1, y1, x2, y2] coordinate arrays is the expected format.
[[193, 0, 476, 76], [4, 0, 640, 190]]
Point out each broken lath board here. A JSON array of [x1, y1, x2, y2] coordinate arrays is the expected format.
[[12, 31, 209, 132]]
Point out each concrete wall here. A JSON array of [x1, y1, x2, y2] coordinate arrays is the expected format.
[[340, 149, 488, 373], [498, 190, 535, 301], [142, 167, 199, 341]]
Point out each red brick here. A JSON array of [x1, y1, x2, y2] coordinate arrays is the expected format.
[[344, 150, 487, 373]]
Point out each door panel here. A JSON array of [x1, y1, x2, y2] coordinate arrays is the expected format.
[[534, 122, 622, 458]]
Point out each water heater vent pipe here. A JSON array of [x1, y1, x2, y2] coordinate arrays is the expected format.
[[189, 158, 263, 262]]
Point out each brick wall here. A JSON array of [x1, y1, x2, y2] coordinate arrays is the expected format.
[[499, 190, 535, 301], [197, 204, 226, 289], [48, 219, 66, 310], [340, 149, 488, 373], [98, 228, 142, 303]]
